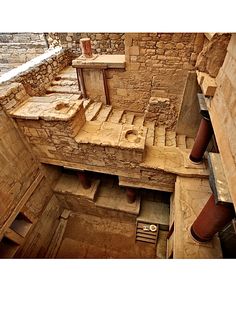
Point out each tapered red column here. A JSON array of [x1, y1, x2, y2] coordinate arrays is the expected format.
[[80, 38, 93, 58], [77, 171, 91, 189], [126, 188, 136, 204], [190, 194, 235, 242], [189, 117, 213, 163]]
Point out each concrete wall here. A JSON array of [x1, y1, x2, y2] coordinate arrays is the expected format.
[[208, 34, 236, 209]]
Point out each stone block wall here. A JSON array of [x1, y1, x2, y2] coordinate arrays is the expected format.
[[0, 102, 39, 228], [0, 33, 47, 44], [15, 118, 146, 173], [106, 33, 205, 129], [0, 84, 63, 257], [0, 33, 48, 75], [209, 34, 236, 209], [46, 33, 125, 55]]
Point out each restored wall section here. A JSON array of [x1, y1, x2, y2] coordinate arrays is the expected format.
[[106, 33, 205, 129], [0, 84, 63, 257], [208, 34, 236, 209]]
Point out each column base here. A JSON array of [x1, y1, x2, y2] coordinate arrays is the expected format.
[[190, 225, 212, 243]]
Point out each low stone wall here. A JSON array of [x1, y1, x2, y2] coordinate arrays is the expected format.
[[46, 33, 125, 55], [0, 47, 72, 96]]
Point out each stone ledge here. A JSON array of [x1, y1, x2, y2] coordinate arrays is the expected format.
[[141, 146, 209, 178], [72, 54, 126, 69], [10, 95, 84, 121], [54, 173, 100, 201]]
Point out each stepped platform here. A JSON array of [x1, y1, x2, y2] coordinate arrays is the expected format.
[[54, 173, 100, 201], [54, 173, 141, 217]]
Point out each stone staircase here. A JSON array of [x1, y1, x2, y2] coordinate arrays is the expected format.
[[82, 101, 195, 150], [0, 33, 48, 76], [46, 67, 81, 95], [45, 65, 195, 150]]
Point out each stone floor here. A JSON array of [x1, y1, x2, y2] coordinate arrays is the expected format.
[[56, 212, 156, 258], [52, 175, 169, 259]]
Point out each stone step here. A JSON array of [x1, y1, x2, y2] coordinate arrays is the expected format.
[[144, 121, 155, 146], [107, 109, 124, 123], [51, 79, 77, 87], [133, 114, 145, 126], [166, 130, 177, 147], [176, 134, 187, 149], [121, 112, 135, 125], [46, 85, 81, 95], [55, 73, 77, 81], [154, 126, 166, 146], [85, 102, 103, 121], [136, 236, 157, 244], [95, 105, 113, 122], [82, 98, 93, 110], [186, 137, 195, 149]]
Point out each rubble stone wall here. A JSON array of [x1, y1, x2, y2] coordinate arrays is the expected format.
[[46, 33, 125, 55], [0, 48, 72, 96], [0, 33, 48, 75]]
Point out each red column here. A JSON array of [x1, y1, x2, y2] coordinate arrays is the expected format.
[[189, 117, 213, 163], [190, 194, 235, 242], [80, 38, 93, 58], [77, 171, 91, 189], [126, 188, 136, 204]]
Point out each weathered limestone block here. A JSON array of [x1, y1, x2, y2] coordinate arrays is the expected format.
[[196, 33, 231, 78], [16, 195, 62, 258], [0, 106, 39, 228]]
